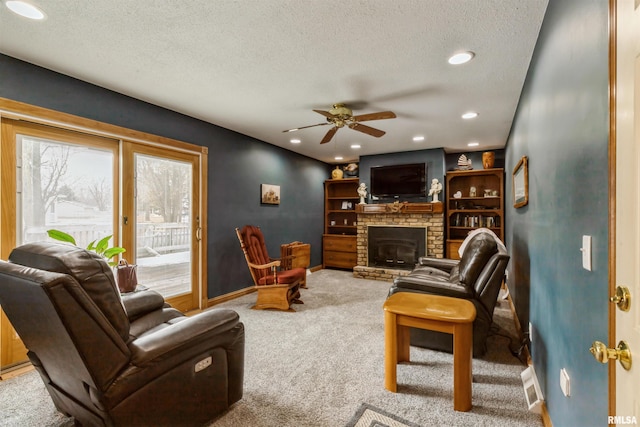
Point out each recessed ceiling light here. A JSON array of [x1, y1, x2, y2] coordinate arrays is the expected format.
[[448, 51, 475, 65], [334, 156, 343, 161], [468, 142, 480, 147], [412, 136, 425, 142], [5, 1, 46, 20], [350, 144, 361, 149], [290, 138, 301, 144], [462, 112, 478, 119]]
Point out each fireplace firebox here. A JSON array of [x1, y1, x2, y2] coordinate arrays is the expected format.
[[367, 226, 426, 270]]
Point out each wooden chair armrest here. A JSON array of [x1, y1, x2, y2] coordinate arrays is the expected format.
[[248, 260, 281, 270], [269, 255, 299, 263]]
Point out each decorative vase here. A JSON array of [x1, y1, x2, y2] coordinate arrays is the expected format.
[[482, 151, 495, 169], [331, 166, 343, 179]]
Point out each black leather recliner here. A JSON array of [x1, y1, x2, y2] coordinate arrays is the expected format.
[[0, 242, 244, 426], [388, 231, 510, 357]]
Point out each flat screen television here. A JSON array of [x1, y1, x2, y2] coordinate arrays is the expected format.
[[370, 163, 427, 198]]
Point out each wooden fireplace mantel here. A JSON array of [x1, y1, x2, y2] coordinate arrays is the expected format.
[[355, 202, 443, 214]]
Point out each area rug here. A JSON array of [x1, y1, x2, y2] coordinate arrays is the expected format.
[[346, 403, 422, 427]]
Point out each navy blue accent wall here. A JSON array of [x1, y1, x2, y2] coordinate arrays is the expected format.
[[359, 149, 445, 203], [504, 1, 609, 426], [0, 54, 330, 298]]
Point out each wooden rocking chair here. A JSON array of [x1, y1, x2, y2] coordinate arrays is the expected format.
[[236, 225, 306, 311]]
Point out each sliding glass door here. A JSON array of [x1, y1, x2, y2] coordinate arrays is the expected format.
[[1, 119, 119, 371], [1, 109, 207, 373], [122, 143, 201, 312]]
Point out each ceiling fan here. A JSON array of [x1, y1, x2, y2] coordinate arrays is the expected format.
[[283, 103, 396, 144]]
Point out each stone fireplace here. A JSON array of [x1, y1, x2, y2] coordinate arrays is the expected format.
[[367, 226, 426, 270], [353, 202, 444, 281]]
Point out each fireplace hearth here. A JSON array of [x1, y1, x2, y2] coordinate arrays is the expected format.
[[353, 203, 444, 282], [367, 226, 426, 270]]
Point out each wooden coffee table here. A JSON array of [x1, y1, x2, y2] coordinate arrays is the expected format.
[[383, 292, 477, 412]]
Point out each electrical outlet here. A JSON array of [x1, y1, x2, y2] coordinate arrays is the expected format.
[[529, 322, 533, 339], [560, 368, 570, 397], [194, 356, 212, 373]]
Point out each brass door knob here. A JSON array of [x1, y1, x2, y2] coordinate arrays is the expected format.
[[610, 286, 631, 311], [589, 340, 632, 371]]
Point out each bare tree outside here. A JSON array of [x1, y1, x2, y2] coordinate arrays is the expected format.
[[16, 135, 193, 297], [135, 154, 192, 297], [86, 177, 111, 211], [18, 137, 192, 299], [21, 139, 72, 229], [19, 136, 114, 247], [137, 156, 190, 223]]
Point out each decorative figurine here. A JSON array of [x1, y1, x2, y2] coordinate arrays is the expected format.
[[428, 178, 443, 202], [357, 183, 368, 204], [457, 154, 473, 170], [469, 186, 477, 197], [344, 163, 359, 177]]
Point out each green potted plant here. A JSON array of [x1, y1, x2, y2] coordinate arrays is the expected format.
[[46, 229, 126, 267]]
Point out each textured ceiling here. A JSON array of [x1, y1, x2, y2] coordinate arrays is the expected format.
[[0, 0, 548, 164]]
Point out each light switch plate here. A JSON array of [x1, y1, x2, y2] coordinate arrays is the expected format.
[[581, 235, 592, 271]]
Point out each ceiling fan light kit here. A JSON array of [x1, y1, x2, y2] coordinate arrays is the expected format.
[[283, 103, 397, 145], [280, 49, 478, 155]]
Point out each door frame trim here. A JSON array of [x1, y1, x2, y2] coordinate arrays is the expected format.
[[0, 98, 204, 155], [607, 0, 617, 418], [0, 97, 209, 310]]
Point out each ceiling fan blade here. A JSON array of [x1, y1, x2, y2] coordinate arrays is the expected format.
[[282, 122, 329, 132], [348, 122, 386, 138], [313, 109, 336, 119], [351, 111, 396, 122], [320, 127, 339, 144]]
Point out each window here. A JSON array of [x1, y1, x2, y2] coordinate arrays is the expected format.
[[17, 136, 116, 247]]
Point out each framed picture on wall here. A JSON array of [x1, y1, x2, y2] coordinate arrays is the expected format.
[[261, 184, 280, 205], [513, 156, 529, 208]]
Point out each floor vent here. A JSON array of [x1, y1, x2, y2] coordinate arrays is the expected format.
[[521, 365, 543, 413]]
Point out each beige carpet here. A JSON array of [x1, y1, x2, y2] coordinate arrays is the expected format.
[[0, 269, 541, 427]]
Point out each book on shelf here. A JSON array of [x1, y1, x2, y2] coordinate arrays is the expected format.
[[453, 214, 500, 229]]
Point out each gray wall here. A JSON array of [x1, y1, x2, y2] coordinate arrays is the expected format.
[[504, 0, 609, 425], [0, 54, 330, 298]]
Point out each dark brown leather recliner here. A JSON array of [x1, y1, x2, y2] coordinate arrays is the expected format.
[[0, 242, 244, 426], [388, 231, 510, 357]]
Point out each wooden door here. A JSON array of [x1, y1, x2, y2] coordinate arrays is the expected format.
[[612, 0, 640, 421]]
